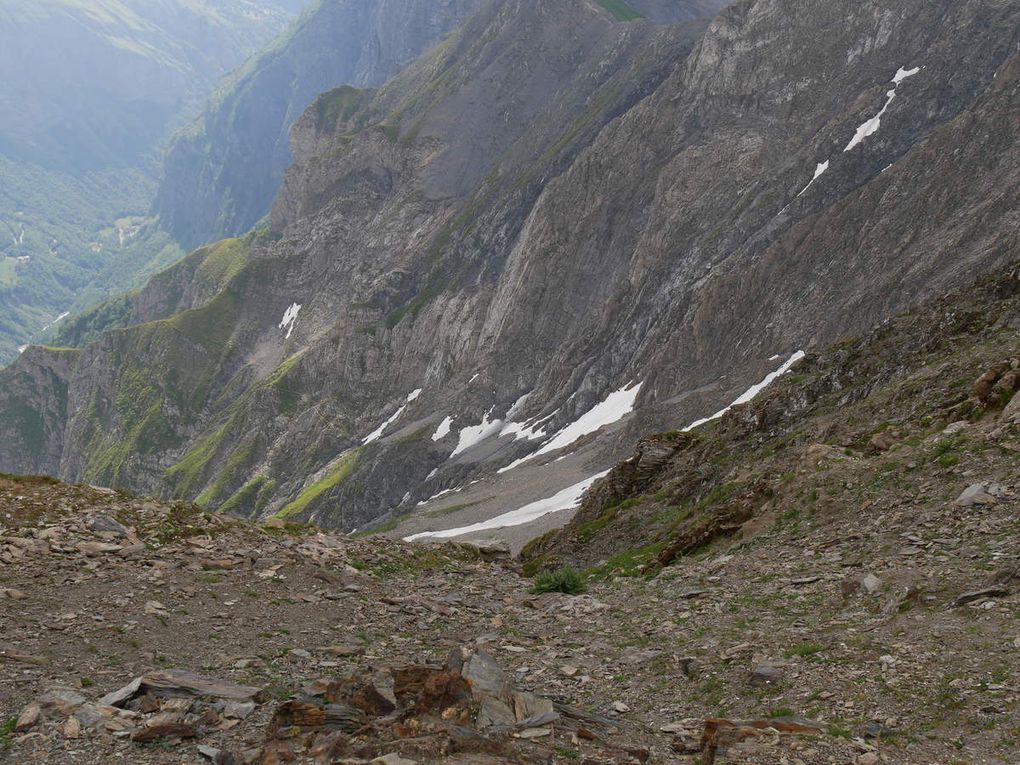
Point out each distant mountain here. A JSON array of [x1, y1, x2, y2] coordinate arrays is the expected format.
[[0, 0, 302, 172], [1, 0, 1015, 543], [155, 0, 484, 250], [0, 0, 307, 363]]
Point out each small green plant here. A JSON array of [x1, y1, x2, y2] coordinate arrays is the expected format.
[[785, 642, 826, 659], [79, 677, 94, 688], [0, 717, 16, 749], [531, 567, 586, 595]]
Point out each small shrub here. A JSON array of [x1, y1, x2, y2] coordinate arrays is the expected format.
[[531, 567, 586, 595]]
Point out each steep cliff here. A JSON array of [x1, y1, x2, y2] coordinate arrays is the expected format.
[[155, 0, 484, 250], [2, 0, 1017, 542]]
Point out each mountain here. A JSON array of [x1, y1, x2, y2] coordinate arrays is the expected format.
[[0, 0, 307, 363], [155, 0, 486, 251], [0, 0, 1017, 544]]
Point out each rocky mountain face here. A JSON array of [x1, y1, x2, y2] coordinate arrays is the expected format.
[[522, 265, 1020, 572], [155, 0, 485, 251], [1, 0, 1017, 544], [0, 0, 307, 363]]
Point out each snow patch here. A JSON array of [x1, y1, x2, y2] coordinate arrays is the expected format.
[[892, 66, 921, 85], [683, 351, 806, 432], [17, 345, 28, 354], [362, 389, 423, 445], [431, 416, 453, 442], [405, 471, 610, 541], [41, 312, 70, 332], [844, 65, 921, 153], [796, 160, 830, 197], [844, 89, 897, 152], [497, 382, 643, 473], [425, 468, 439, 481], [451, 409, 504, 457], [279, 303, 302, 339]]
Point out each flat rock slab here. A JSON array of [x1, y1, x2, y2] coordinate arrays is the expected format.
[[101, 670, 264, 708]]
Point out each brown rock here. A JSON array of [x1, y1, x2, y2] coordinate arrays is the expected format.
[[15, 703, 41, 731]]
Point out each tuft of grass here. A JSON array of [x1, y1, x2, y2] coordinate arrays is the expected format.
[[531, 567, 586, 595], [785, 642, 826, 659]]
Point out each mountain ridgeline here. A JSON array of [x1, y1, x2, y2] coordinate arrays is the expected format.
[[1, 0, 1017, 537]]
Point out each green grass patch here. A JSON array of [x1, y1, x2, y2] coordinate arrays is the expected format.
[[275, 449, 360, 521], [531, 567, 586, 595], [587, 541, 666, 580], [0, 717, 15, 749]]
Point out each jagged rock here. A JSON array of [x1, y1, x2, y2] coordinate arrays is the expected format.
[[456, 648, 512, 701], [130, 722, 197, 742], [455, 539, 511, 561], [37, 689, 86, 714], [61, 715, 82, 739], [750, 664, 784, 686], [868, 431, 897, 454]]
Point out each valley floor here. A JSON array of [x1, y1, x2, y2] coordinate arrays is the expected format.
[[1, 455, 1017, 763]]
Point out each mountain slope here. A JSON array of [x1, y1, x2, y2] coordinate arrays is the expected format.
[[0, 0, 306, 364], [0, 0, 1017, 541], [2, 267, 1019, 763], [521, 265, 1020, 573], [155, 0, 485, 250]]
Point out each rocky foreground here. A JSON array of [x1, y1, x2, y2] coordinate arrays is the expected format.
[[1, 443, 1018, 765]]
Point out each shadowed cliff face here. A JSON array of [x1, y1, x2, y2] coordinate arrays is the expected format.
[[155, 0, 485, 251], [1, 0, 1017, 537]]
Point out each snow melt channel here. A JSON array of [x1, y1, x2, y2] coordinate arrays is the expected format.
[[362, 389, 423, 445], [405, 471, 610, 541], [683, 351, 805, 432]]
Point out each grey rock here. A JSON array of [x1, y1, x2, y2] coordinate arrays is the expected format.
[[476, 696, 516, 729], [460, 650, 511, 701], [750, 663, 784, 686], [862, 573, 883, 595], [956, 483, 1004, 507], [89, 515, 129, 537]]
